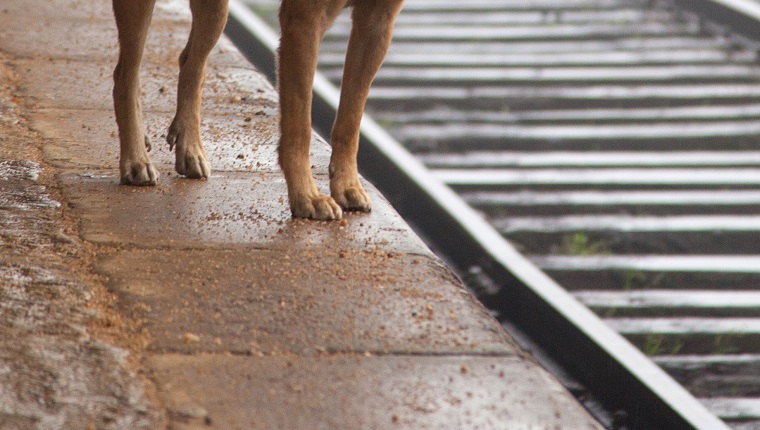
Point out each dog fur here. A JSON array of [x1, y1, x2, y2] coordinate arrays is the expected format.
[[112, 0, 403, 220]]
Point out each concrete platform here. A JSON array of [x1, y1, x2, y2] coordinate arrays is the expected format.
[[0, 0, 603, 429]]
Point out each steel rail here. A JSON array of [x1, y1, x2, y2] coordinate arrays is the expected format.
[[673, 0, 760, 40], [224, 1, 731, 429]]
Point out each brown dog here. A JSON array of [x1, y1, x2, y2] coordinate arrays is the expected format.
[[112, 0, 403, 220]]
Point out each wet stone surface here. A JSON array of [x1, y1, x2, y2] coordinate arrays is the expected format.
[[0, 160, 61, 257], [0, 336, 155, 430], [0, 264, 89, 337], [0, 160, 59, 210], [0, 34, 160, 430], [0, 172, 160, 429]]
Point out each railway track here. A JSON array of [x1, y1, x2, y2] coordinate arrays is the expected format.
[[231, 0, 760, 428]]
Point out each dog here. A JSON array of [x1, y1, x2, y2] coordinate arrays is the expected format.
[[112, 0, 404, 220]]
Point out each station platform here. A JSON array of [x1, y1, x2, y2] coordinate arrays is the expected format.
[[0, 0, 603, 428]]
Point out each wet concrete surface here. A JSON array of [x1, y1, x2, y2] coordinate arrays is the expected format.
[[96, 248, 513, 356], [0, 0, 603, 428], [61, 172, 427, 253], [31, 108, 286, 173], [149, 354, 600, 430], [14, 59, 272, 114]]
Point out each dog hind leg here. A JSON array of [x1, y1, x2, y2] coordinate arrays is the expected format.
[[329, 0, 403, 211], [166, 0, 229, 179], [113, 0, 159, 185], [278, 0, 346, 219]]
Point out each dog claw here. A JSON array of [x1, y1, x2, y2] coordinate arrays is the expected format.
[[145, 135, 152, 152], [166, 130, 177, 152]]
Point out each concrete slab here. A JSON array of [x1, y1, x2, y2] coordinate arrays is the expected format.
[[0, 0, 191, 22], [60, 172, 430, 255], [14, 59, 276, 114], [0, 14, 118, 61], [148, 354, 602, 430], [0, 0, 114, 20], [0, 13, 253, 67], [96, 248, 516, 355], [29, 108, 322, 174]]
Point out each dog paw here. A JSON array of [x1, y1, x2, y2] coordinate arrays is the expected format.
[[290, 192, 343, 220], [332, 184, 372, 212], [120, 160, 159, 186], [176, 152, 210, 179], [167, 121, 210, 179]]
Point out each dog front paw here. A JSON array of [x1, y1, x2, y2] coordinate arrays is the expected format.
[[167, 120, 210, 179], [175, 151, 210, 179], [290, 192, 343, 220], [120, 159, 159, 186], [332, 183, 372, 212]]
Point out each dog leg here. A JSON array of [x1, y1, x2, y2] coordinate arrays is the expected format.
[[278, 0, 345, 220], [166, 0, 229, 179], [329, 0, 403, 211], [113, 0, 159, 185]]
